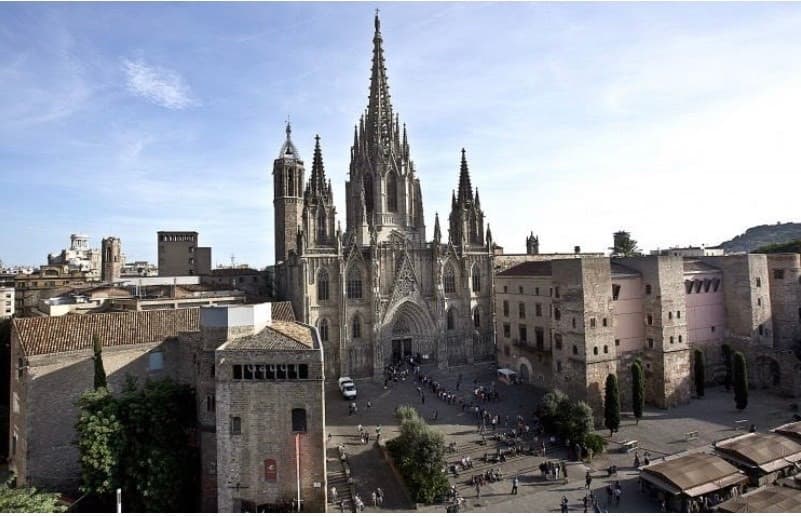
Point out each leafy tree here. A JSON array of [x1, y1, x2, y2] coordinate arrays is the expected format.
[[538, 389, 569, 434], [631, 360, 645, 424], [92, 334, 107, 390], [584, 433, 605, 456], [75, 388, 123, 498], [694, 349, 705, 397], [538, 390, 595, 445], [733, 352, 748, 410], [0, 476, 65, 513], [387, 406, 449, 504], [568, 402, 595, 445], [611, 231, 640, 257], [722, 344, 733, 391], [604, 374, 621, 435]]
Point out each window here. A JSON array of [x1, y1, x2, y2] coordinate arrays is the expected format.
[[554, 308, 561, 321], [17, 358, 24, 379], [556, 361, 562, 373], [554, 333, 563, 350], [347, 267, 363, 299], [711, 326, 716, 333], [211, 364, 215, 378], [535, 304, 542, 317], [503, 285, 508, 293], [648, 338, 654, 349], [535, 327, 545, 348], [473, 307, 481, 329], [572, 317, 576, 329], [206, 394, 216, 413], [472, 264, 481, 293], [231, 416, 242, 435], [678, 335, 683, 343], [535, 287, 540, 296], [148, 350, 164, 372], [774, 269, 785, 280], [602, 318, 608, 327], [503, 323, 510, 338], [685, 280, 694, 295], [318, 319, 329, 342], [756, 277, 761, 287], [519, 302, 526, 319], [504, 346, 510, 356], [758, 324, 764, 336], [233, 364, 242, 379], [554, 286, 560, 298], [317, 269, 330, 302], [519, 325, 528, 343], [572, 345, 578, 355], [590, 318, 596, 328], [386, 173, 398, 212], [444, 266, 456, 294], [612, 284, 621, 301], [518, 286, 524, 294], [668, 312, 672, 320], [645, 284, 652, 295], [677, 310, 681, 319], [447, 308, 455, 330], [292, 408, 307, 433], [614, 339, 620, 347], [299, 364, 309, 379], [352, 316, 362, 339], [669, 336, 674, 344], [647, 314, 653, 325], [503, 300, 509, 317], [593, 346, 598, 355], [757, 297, 762, 307]]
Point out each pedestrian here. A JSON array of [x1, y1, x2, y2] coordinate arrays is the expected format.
[[583, 494, 589, 513], [330, 486, 338, 503], [511, 475, 519, 495], [338, 500, 345, 513], [614, 487, 622, 506], [585, 471, 592, 490], [606, 485, 613, 505], [367, 401, 372, 411], [561, 496, 569, 513], [376, 424, 381, 435], [542, 442, 547, 458], [433, 409, 438, 421], [328, 432, 332, 444], [365, 431, 370, 445], [376, 487, 384, 506], [475, 483, 481, 502], [371, 491, 378, 507]]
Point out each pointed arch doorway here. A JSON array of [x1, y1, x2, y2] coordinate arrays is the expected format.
[[383, 300, 437, 367]]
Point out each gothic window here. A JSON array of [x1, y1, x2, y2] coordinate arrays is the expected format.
[[447, 308, 455, 330], [612, 284, 621, 301], [317, 209, 327, 242], [288, 173, 294, 198], [519, 302, 526, 318], [347, 266, 363, 299], [317, 269, 329, 302], [352, 315, 362, 339], [503, 300, 509, 317], [473, 307, 481, 329], [291, 408, 307, 433], [386, 172, 398, 212], [318, 319, 329, 342], [471, 264, 481, 293], [444, 265, 456, 294], [364, 177, 373, 213]]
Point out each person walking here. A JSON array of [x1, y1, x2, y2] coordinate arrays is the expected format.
[[585, 471, 592, 490], [371, 491, 378, 508], [338, 500, 345, 513], [511, 475, 519, 495], [376, 487, 384, 506], [561, 496, 569, 513], [475, 482, 481, 503], [330, 486, 338, 504]]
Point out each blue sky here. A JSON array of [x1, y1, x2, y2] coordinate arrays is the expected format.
[[2, 2, 801, 267]]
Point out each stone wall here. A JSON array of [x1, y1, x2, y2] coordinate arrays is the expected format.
[[766, 254, 801, 350]]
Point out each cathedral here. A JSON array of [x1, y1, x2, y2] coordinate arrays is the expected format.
[[273, 13, 496, 379]]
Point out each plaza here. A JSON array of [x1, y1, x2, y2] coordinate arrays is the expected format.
[[324, 363, 801, 513]]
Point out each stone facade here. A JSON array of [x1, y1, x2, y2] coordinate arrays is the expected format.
[[274, 14, 495, 380], [100, 236, 122, 282], [157, 231, 212, 276]]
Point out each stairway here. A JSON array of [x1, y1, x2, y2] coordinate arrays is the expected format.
[[327, 451, 356, 512]]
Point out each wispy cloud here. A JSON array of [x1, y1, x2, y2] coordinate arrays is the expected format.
[[122, 58, 196, 109]]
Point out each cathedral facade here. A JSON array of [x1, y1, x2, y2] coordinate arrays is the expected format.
[[273, 14, 496, 379]]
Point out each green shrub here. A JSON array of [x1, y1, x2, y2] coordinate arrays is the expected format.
[[631, 360, 644, 423], [584, 433, 605, 455], [604, 374, 620, 435]]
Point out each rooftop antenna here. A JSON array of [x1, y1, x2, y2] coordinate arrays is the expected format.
[[230, 254, 236, 268]]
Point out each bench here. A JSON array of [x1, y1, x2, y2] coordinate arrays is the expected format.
[[685, 431, 699, 441], [621, 440, 639, 452]]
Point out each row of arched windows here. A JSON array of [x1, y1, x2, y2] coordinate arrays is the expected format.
[[317, 315, 364, 342], [445, 306, 482, 331], [443, 263, 482, 294], [316, 267, 365, 301]]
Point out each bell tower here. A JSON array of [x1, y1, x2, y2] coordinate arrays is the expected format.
[[273, 122, 305, 264]]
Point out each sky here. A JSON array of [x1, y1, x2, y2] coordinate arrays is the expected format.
[[2, 2, 801, 268]]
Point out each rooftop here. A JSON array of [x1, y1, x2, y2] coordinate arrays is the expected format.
[[497, 261, 552, 277], [610, 262, 641, 277], [716, 485, 801, 513], [224, 321, 315, 351], [641, 452, 747, 497], [715, 432, 801, 472], [683, 259, 721, 273]]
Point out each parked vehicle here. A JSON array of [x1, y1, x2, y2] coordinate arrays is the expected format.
[[338, 377, 357, 400]]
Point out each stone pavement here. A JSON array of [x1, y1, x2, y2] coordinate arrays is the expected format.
[[325, 364, 801, 512]]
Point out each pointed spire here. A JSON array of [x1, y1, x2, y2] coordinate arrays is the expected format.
[[486, 224, 493, 246], [451, 190, 457, 209], [457, 148, 473, 205], [278, 120, 300, 160], [475, 188, 481, 207], [366, 10, 394, 157], [433, 212, 442, 243], [309, 134, 327, 196]]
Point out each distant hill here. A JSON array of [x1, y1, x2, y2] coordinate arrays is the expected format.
[[753, 239, 801, 254], [718, 222, 801, 254]]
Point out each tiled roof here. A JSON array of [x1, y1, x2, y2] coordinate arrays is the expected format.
[[716, 485, 801, 512], [497, 261, 552, 277], [774, 421, 801, 439], [225, 321, 314, 351], [271, 301, 295, 322], [643, 453, 741, 492], [13, 308, 199, 356], [715, 432, 801, 468]]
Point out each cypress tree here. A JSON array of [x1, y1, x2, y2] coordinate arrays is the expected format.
[[92, 334, 107, 390], [694, 349, 705, 397], [722, 344, 733, 391], [604, 373, 621, 435], [631, 360, 644, 424], [733, 352, 748, 410]]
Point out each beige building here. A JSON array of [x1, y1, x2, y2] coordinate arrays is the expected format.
[[13, 265, 92, 316], [495, 252, 801, 415], [0, 287, 14, 318], [7, 301, 322, 512], [46, 234, 102, 281], [157, 231, 212, 276]]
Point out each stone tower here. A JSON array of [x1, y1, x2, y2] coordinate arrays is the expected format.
[[448, 149, 485, 248], [301, 136, 337, 249], [273, 122, 305, 265], [526, 232, 539, 254], [101, 236, 122, 282]]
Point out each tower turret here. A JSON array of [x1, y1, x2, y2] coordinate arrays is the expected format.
[[273, 122, 305, 263], [448, 148, 486, 248]]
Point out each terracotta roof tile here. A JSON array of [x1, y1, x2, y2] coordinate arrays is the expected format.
[[271, 301, 295, 321], [225, 322, 313, 351], [13, 308, 199, 356]]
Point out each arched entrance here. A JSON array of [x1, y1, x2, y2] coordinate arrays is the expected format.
[[383, 300, 437, 367], [519, 362, 530, 383]]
